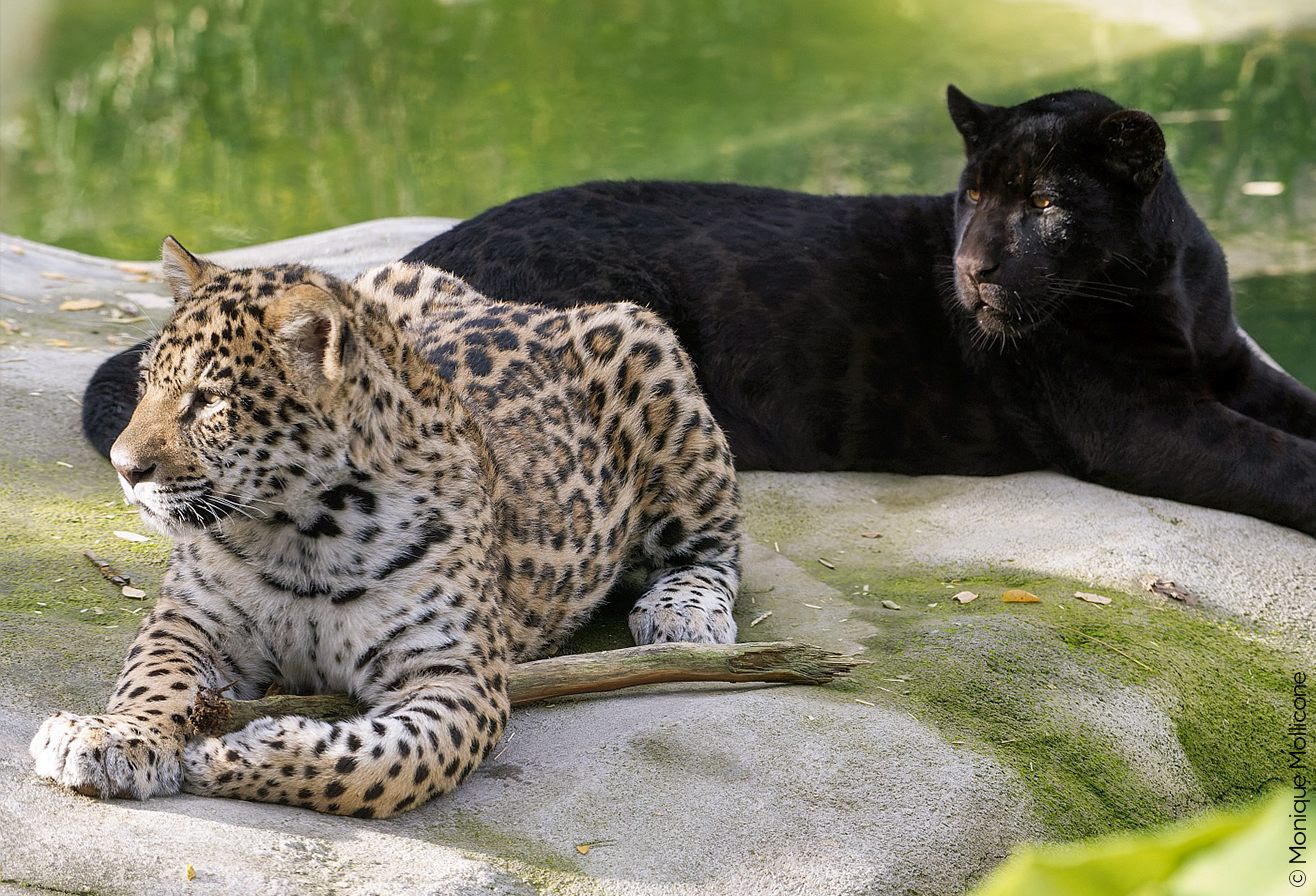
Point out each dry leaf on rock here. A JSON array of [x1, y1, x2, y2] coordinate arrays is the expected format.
[[1140, 574, 1198, 605], [1075, 592, 1112, 605], [58, 298, 104, 312]]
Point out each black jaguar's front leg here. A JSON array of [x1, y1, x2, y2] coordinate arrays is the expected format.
[[1080, 399, 1316, 537], [1211, 339, 1316, 440], [30, 598, 235, 800]]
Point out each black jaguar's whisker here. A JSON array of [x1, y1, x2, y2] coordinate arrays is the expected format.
[[1048, 283, 1138, 298], [1038, 141, 1059, 170], [1110, 252, 1149, 276], [1043, 273, 1139, 294]]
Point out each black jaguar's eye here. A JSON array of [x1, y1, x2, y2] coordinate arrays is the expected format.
[[1031, 193, 1054, 209], [967, 188, 981, 203]]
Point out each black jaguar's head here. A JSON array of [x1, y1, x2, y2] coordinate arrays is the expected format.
[[945, 85, 1166, 346]]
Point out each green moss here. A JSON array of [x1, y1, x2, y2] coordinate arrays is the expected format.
[[0, 453, 167, 713], [0, 880, 107, 896], [427, 811, 602, 896], [0, 479, 167, 628], [803, 564, 1298, 839]]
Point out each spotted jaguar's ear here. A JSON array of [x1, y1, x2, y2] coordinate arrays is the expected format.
[[267, 284, 351, 389], [161, 236, 222, 302], [1099, 110, 1165, 193], [947, 85, 1000, 151]]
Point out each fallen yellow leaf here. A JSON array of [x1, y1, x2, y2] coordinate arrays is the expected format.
[[1001, 589, 1040, 603]]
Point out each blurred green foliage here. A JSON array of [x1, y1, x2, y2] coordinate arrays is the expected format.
[[0, 1, 1312, 379], [970, 788, 1297, 896]]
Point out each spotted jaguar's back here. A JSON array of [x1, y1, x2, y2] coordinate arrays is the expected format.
[[31, 242, 742, 818], [367, 262, 744, 656]]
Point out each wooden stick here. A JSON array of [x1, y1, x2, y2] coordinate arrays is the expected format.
[[188, 641, 867, 736], [84, 550, 131, 587]]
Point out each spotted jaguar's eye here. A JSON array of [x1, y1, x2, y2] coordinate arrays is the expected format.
[[967, 188, 981, 203], [193, 390, 227, 412], [1031, 193, 1054, 209]]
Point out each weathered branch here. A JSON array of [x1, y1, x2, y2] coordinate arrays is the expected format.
[[189, 641, 867, 736]]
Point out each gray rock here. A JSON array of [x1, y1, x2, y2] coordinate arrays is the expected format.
[[1, 226, 1310, 896]]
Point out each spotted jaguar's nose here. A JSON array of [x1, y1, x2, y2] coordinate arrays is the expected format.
[[109, 433, 159, 492], [113, 460, 156, 488]]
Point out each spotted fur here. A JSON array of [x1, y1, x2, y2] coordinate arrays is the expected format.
[[31, 239, 742, 817]]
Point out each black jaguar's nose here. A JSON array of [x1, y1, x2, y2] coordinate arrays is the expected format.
[[974, 283, 1010, 313], [960, 257, 1000, 285]]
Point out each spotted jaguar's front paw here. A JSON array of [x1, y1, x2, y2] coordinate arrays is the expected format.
[[180, 735, 223, 795], [30, 711, 183, 800], [629, 592, 737, 644], [181, 717, 283, 797]]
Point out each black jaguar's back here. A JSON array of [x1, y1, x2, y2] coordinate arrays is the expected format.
[[402, 181, 1034, 474], [81, 87, 1316, 534]]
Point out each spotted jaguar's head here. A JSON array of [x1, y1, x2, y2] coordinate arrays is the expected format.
[[111, 238, 359, 536]]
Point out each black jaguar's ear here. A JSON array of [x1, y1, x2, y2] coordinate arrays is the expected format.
[[947, 85, 999, 151], [1099, 110, 1165, 193], [161, 236, 223, 302]]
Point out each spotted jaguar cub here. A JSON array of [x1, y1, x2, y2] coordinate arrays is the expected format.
[[31, 238, 742, 818]]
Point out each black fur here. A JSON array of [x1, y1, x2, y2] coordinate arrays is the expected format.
[[81, 339, 151, 458], [82, 87, 1316, 534]]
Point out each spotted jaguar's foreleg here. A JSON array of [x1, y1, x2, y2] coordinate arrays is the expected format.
[[31, 598, 235, 801], [630, 410, 743, 645]]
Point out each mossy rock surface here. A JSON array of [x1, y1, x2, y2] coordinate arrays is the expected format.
[[1, 228, 1311, 896]]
